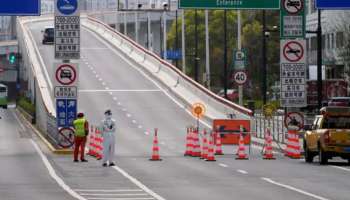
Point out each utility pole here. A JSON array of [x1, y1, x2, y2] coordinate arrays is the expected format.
[[194, 10, 199, 82], [182, 9, 186, 73], [238, 10, 243, 106], [262, 10, 267, 105], [205, 10, 210, 89], [317, 10, 323, 109], [223, 10, 228, 99], [163, 10, 167, 60]]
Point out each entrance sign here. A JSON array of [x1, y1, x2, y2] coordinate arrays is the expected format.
[[179, 0, 280, 9], [0, 0, 40, 16], [280, 39, 307, 107], [55, 0, 80, 60], [280, 0, 305, 38], [316, 0, 350, 9]]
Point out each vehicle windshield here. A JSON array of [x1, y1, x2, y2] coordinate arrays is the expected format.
[[0, 86, 6, 93], [46, 28, 54, 36], [322, 116, 350, 129]]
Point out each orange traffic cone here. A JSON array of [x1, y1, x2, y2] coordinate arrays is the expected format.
[[206, 133, 216, 161], [215, 131, 224, 155], [263, 128, 275, 160], [201, 129, 208, 160], [87, 125, 96, 156], [236, 132, 248, 160], [184, 127, 193, 156], [95, 128, 103, 160], [285, 129, 301, 159], [191, 128, 201, 157], [150, 128, 162, 161]]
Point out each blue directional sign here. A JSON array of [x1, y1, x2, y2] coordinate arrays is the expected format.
[[56, 0, 78, 15], [0, 0, 40, 16], [162, 50, 182, 60], [56, 99, 77, 128], [316, 0, 350, 9]]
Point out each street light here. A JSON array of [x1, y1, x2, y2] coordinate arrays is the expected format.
[[261, 10, 278, 105]]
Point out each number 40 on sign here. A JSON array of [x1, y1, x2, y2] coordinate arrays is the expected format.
[[233, 71, 248, 85]]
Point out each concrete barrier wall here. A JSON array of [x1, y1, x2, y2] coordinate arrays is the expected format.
[[83, 16, 254, 128]]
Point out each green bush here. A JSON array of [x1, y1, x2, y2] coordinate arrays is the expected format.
[[18, 96, 35, 116]]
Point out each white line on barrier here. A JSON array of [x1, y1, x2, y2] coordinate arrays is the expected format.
[[261, 177, 330, 200], [331, 166, 350, 172], [79, 89, 162, 93], [237, 170, 248, 174], [112, 166, 166, 200], [74, 189, 143, 192]]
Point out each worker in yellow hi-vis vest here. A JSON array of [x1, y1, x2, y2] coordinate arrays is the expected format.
[[73, 113, 89, 162]]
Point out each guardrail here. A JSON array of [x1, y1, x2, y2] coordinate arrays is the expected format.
[[255, 114, 286, 144], [17, 15, 60, 146], [83, 16, 253, 125]]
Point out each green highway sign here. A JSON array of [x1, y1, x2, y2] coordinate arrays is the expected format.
[[179, 0, 280, 10], [280, 0, 305, 38]]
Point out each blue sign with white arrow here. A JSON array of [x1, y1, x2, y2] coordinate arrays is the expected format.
[[316, 0, 350, 9], [0, 0, 40, 16], [56, 0, 78, 15]]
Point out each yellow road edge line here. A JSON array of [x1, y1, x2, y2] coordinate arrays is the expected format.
[[15, 108, 73, 155]]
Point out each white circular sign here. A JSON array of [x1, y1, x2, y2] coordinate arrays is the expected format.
[[283, 0, 303, 14], [55, 64, 77, 86], [233, 71, 247, 85], [283, 41, 304, 62], [284, 112, 304, 131]]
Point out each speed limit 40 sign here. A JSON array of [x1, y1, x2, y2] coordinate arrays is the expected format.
[[233, 70, 248, 85]]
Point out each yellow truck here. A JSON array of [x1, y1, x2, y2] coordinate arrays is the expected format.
[[304, 107, 350, 165]]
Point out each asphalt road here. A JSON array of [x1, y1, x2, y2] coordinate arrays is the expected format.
[[20, 20, 350, 200]]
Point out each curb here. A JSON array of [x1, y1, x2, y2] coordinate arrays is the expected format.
[[15, 108, 73, 155]]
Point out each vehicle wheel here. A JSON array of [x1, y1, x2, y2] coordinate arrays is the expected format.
[[319, 147, 328, 165], [304, 143, 314, 163], [3, 105, 7, 109]]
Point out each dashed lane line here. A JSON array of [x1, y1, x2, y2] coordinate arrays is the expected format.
[[218, 163, 228, 168], [80, 193, 149, 196], [74, 190, 143, 192], [331, 166, 350, 172], [261, 177, 330, 200], [237, 170, 248, 174], [86, 198, 154, 200]]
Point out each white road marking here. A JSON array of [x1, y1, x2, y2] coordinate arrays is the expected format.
[[93, 71, 97, 74], [219, 163, 228, 167], [237, 170, 248, 174], [261, 178, 330, 200], [331, 166, 350, 172], [99, 78, 103, 81], [105, 87, 110, 90], [84, 28, 212, 127], [12, 111, 26, 131], [113, 97, 118, 101], [218, 163, 228, 168], [132, 120, 137, 124], [118, 102, 122, 106], [79, 89, 162, 93], [138, 125, 143, 129], [86, 198, 154, 200], [109, 92, 113, 95], [85, 62, 89, 65], [80, 193, 149, 196], [74, 190, 143, 192], [112, 165, 166, 200], [102, 82, 106, 86], [127, 114, 131, 117], [160, 142, 165, 145]]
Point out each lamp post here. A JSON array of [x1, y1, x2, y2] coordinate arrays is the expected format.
[[194, 10, 199, 82], [223, 10, 228, 99]]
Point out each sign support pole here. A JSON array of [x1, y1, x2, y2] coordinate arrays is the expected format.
[[181, 9, 186, 73], [317, 10, 323, 110], [205, 10, 211, 89], [237, 10, 243, 106]]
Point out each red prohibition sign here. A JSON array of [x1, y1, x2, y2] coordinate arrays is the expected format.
[[58, 127, 75, 148], [283, 41, 304, 62], [55, 64, 77, 86], [283, 0, 304, 15]]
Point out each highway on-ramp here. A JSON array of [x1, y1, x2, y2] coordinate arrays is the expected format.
[[18, 19, 350, 200]]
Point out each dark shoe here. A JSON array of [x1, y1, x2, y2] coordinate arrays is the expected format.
[[102, 163, 108, 167], [73, 160, 79, 162], [81, 159, 88, 162], [109, 162, 115, 166]]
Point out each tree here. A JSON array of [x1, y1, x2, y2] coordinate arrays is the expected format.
[[167, 10, 280, 101]]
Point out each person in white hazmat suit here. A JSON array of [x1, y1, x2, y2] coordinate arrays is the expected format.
[[101, 109, 116, 167]]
